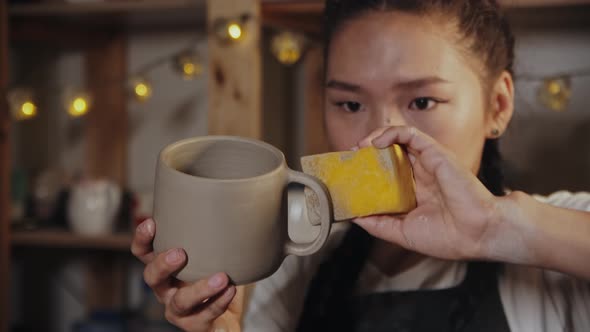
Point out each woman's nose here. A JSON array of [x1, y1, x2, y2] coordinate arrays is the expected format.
[[358, 107, 407, 147], [376, 106, 407, 127]]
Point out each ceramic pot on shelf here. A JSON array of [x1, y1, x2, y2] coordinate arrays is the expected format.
[[67, 179, 122, 236]]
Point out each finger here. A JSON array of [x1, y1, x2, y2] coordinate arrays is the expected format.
[[352, 215, 411, 249], [144, 248, 187, 300], [169, 273, 230, 316], [196, 285, 237, 325], [227, 285, 246, 315], [372, 126, 436, 153], [168, 285, 237, 330], [372, 126, 451, 176], [358, 127, 390, 148], [131, 218, 156, 264]]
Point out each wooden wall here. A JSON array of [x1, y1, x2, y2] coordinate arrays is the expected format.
[[0, 1, 11, 330], [207, 0, 262, 139]]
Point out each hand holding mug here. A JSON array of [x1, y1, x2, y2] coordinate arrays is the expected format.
[[132, 218, 243, 332]]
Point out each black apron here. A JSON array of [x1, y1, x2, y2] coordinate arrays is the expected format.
[[297, 226, 511, 332]]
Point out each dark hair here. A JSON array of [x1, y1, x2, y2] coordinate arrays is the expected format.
[[324, 0, 515, 77], [298, 0, 513, 330]]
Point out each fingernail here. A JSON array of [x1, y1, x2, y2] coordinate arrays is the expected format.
[[208, 273, 226, 288], [137, 219, 154, 236], [350, 146, 359, 151], [224, 286, 236, 299], [165, 249, 183, 264]]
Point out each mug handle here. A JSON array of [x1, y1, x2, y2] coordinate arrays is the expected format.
[[284, 170, 333, 256]]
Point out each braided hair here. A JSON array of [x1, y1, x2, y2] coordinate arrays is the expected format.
[[297, 0, 514, 330]]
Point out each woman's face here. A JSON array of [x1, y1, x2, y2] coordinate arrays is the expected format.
[[325, 11, 492, 173]]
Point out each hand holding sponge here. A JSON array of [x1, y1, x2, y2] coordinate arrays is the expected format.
[[301, 145, 416, 221]]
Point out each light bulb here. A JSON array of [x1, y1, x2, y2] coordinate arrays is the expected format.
[[7, 88, 37, 121], [173, 50, 203, 80], [227, 22, 243, 40], [214, 16, 249, 44], [65, 92, 91, 117], [131, 77, 153, 102], [183, 63, 196, 76], [271, 31, 305, 66], [538, 77, 572, 112], [21, 102, 37, 116]]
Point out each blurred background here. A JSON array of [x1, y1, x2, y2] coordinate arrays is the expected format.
[[0, 0, 589, 331]]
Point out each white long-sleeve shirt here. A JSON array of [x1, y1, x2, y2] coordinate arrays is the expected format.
[[243, 191, 590, 332]]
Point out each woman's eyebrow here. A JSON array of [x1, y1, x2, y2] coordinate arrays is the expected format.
[[325, 80, 362, 92], [325, 76, 449, 92], [393, 76, 450, 90]]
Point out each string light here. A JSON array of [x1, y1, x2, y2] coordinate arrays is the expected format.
[[173, 50, 203, 80], [537, 77, 572, 112], [7, 89, 37, 121], [213, 15, 250, 44], [2, 25, 249, 118], [227, 22, 243, 40], [21, 102, 36, 116], [4, 32, 588, 118], [271, 31, 306, 65], [65, 92, 91, 118], [130, 77, 153, 102], [4, 43, 207, 118]]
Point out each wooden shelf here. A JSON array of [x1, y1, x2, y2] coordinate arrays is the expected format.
[[9, 0, 590, 31], [11, 229, 133, 251], [9, 0, 204, 16], [505, 0, 590, 7], [261, 0, 590, 36], [262, 1, 323, 37], [9, 0, 207, 37]]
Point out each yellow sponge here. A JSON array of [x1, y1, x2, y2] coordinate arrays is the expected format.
[[301, 145, 416, 221]]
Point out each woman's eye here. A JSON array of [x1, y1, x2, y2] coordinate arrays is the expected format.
[[337, 101, 363, 113], [409, 97, 438, 111]]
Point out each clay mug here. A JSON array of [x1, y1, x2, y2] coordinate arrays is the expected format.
[[153, 136, 332, 285]]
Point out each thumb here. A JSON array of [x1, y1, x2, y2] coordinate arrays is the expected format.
[[352, 215, 408, 247]]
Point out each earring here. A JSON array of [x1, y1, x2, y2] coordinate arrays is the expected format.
[[491, 129, 500, 137]]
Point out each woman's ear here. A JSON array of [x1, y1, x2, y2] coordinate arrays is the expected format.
[[486, 70, 514, 138]]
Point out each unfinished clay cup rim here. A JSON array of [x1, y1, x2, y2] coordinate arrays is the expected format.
[[159, 135, 287, 183]]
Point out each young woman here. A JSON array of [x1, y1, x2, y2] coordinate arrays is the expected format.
[[131, 1, 590, 331]]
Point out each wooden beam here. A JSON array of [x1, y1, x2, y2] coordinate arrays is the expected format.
[[262, 15, 322, 39], [0, 0, 11, 329], [259, 0, 590, 13], [84, 32, 128, 313], [207, 0, 262, 138], [11, 230, 132, 251], [85, 32, 128, 186], [10, 21, 111, 47], [501, 0, 590, 7], [9, 0, 203, 16], [261, 1, 322, 37], [260, 0, 590, 36], [261, 32, 293, 158], [86, 254, 127, 311], [303, 45, 330, 155], [262, 1, 323, 16]]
